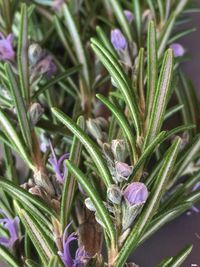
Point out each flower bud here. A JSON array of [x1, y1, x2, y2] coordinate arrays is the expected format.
[[124, 10, 133, 24], [123, 182, 148, 205], [122, 182, 148, 229], [115, 162, 133, 182], [28, 43, 42, 65], [107, 184, 122, 204], [111, 29, 127, 51], [85, 198, 96, 212], [29, 102, 44, 125], [170, 43, 185, 57], [86, 118, 103, 141], [111, 139, 126, 162]]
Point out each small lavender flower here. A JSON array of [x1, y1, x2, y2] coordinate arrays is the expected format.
[[123, 182, 148, 205], [48, 141, 69, 183], [52, 0, 65, 11], [36, 55, 57, 77], [0, 33, 15, 61], [58, 223, 91, 267], [170, 43, 185, 58], [122, 182, 148, 230], [111, 29, 127, 51], [0, 210, 19, 248], [124, 10, 133, 24]]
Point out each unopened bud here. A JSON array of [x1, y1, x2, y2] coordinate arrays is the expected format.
[[28, 43, 42, 65], [107, 184, 122, 204], [115, 162, 133, 182], [85, 198, 96, 212], [86, 118, 103, 140], [111, 139, 126, 162], [29, 102, 44, 125]]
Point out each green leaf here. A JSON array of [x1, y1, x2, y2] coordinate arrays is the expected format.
[[17, 206, 55, 265], [32, 66, 81, 99], [146, 21, 158, 124], [0, 108, 34, 169], [96, 94, 137, 162], [115, 138, 181, 267], [0, 179, 57, 219], [25, 259, 41, 267], [164, 104, 184, 121], [130, 131, 166, 180], [18, 4, 30, 103], [63, 4, 90, 87], [172, 135, 200, 183], [133, 0, 141, 44], [66, 160, 116, 245], [168, 244, 193, 267], [5, 63, 32, 152], [91, 38, 141, 137], [48, 256, 62, 267], [51, 107, 112, 186], [107, 0, 132, 41], [139, 202, 191, 246], [61, 116, 85, 231], [144, 49, 174, 148], [0, 245, 21, 267], [156, 257, 173, 267]]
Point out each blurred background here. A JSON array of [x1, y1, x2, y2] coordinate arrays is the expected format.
[[131, 9, 200, 267]]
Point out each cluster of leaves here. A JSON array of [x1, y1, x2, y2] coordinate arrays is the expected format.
[[0, 0, 200, 266]]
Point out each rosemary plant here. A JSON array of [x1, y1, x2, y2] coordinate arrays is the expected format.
[[0, 0, 200, 266]]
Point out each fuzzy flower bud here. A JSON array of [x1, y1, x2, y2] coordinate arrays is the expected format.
[[124, 10, 133, 24], [122, 182, 148, 230], [29, 102, 44, 125], [28, 43, 42, 65], [107, 184, 122, 204], [111, 139, 126, 162], [115, 162, 133, 182], [111, 29, 127, 51], [123, 182, 148, 205], [86, 118, 103, 141], [170, 43, 185, 58], [85, 198, 96, 212]]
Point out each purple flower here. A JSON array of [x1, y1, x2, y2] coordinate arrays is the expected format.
[[52, 0, 65, 11], [48, 141, 69, 183], [58, 224, 91, 267], [111, 29, 127, 51], [191, 181, 200, 213], [170, 43, 185, 58], [0, 210, 19, 248], [123, 182, 148, 206], [0, 33, 15, 61], [35, 55, 57, 78], [124, 10, 133, 24]]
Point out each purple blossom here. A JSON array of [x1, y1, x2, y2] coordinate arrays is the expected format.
[[111, 29, 127, 51], [58, 224, 91, 267], [0, 33, 15, 61], [48, 141, 69, 183], [123, 182, 148, 206], [191, 181, 200, 213], [115, 162, 133, 179], [170, 43, 185, 58], [0, 210, 19, 248], [35, 55, 57, 78], [52, 0, 65, 11], [124, 10, 133, 24]]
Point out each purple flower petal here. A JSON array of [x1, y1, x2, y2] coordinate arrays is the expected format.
[[123, 182, 148, 206], [52, 0, 65, 11], [0, 209, 19, 248], [58, 223, 91, 267], [0, 33, 15, 61], [170, 43, 185, 57], [48, 141, 69, 183], [124, 10, 133, 24], [111, 29, 127, 51]]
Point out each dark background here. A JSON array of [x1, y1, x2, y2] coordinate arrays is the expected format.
[[130, 11, 200, 267]]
